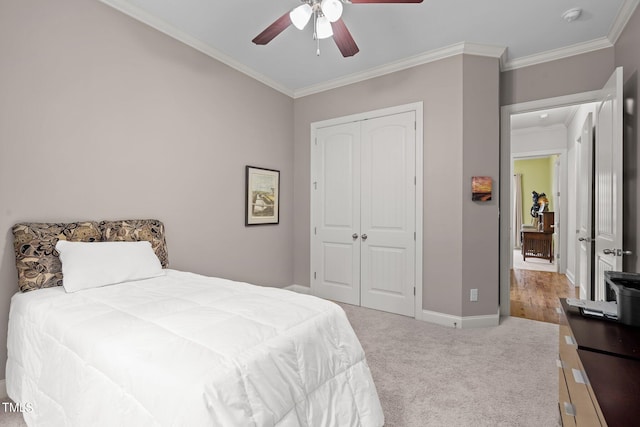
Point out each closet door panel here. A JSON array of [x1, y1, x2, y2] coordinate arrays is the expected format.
[[312, 122, 361, 305], [360, 112, 416, 316]]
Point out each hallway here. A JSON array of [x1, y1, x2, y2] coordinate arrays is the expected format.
[[510, 268, 578, 324]]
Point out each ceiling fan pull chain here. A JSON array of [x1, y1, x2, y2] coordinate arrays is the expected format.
[[313, 9, 321, 55]]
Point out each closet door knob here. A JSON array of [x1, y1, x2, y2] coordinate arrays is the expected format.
[[352, 233, 359, 239], [361, 234, 368, 241]]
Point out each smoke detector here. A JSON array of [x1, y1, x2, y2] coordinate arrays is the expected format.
[[562, 8, 582, 22]]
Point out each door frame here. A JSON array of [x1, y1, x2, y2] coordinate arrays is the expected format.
[[500, 91, 601, 316], [310, 102, 424, 318], [511, 148, 566, 275]]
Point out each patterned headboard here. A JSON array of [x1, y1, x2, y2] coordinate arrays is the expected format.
[[12, 219, 168, 292]]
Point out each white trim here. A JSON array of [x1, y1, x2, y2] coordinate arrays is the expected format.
[[502, 0, 639, 72], [500, 90, 603, 317], [501, 38, 612, 72], [98, 0, 294, 97], [415, 103, 424, 320], [566, 269, 576, 285], [285, 284, 311, 294], [0, 379, 6, 399], [460, 313, 500, 328], [421, 309, 461, 329], [310, 102, 424, 319], [294, 42, 505, 98], [420, 310, 500, 329], [608, 0, 640, 44]]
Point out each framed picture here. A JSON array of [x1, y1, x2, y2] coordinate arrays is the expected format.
[[472, 176, 492, 201], [245, 166, 280, 225]]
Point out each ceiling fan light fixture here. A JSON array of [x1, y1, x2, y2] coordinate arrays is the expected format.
[[321, 0, 343, 22], [290, 3, 313, 30], [316, 15, 333, 39]]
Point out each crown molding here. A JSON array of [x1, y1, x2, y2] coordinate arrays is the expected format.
[[99, 0, 294, 97], [609, 0, 640, 44], [293, 42, 506, 98], [502, 0, 639, 72], [501, 37, 613, 72]]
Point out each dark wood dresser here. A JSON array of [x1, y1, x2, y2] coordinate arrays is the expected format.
[[558, 299, 640, 426]]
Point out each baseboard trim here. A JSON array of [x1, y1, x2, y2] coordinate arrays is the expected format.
[[420, 309, 500, 329], [285, 286, 499, 328], [0, 379, 6, 399], [460, 313, 500, 328], [420, 309, 462, 328], [285, 284, 311, 295]]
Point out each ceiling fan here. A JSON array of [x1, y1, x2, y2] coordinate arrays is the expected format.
[[252, 0, 424, 57]]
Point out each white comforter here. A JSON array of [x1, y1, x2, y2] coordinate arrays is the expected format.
[[6, 270, 384, 426]]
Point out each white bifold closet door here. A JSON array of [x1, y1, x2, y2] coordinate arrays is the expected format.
[[312, 111, 416, 317]]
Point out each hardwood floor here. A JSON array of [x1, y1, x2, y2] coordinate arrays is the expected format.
[[510, 268, 578, 324]]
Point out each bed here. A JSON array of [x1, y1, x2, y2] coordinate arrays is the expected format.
[[7, 220, 384, 426]]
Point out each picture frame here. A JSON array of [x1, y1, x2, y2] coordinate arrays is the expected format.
[[245, 166, 280, 226], [472, 176, 492, 201]]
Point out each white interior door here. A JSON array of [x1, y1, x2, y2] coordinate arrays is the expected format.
[[360, 112, 416, 316], [312, 122, 361, 305], [577, 113, 594, 299], [594, 67, 626, 301], [311, 110, 417, 317]]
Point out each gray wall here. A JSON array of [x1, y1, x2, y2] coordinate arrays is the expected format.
[[461, 55, 500, 316], [293, 55, 501, 317], [500, 48, 616, 106], [0, 0, 294, 379]]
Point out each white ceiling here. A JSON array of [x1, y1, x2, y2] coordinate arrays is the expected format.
[[100, 0, 638, 98]]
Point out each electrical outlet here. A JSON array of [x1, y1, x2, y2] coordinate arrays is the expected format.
[[470, 288, 478, 302]]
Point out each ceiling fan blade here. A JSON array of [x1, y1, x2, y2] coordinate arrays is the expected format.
[[252, 12, 292, 45], [349, 0, 423, 3], [331, 19, 359, 57]]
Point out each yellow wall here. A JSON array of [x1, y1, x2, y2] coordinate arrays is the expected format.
[[514, 157, 554, 225]]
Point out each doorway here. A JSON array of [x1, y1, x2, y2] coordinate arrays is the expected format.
[[512, 152, 563, 273], [500, 91, 603, 316]]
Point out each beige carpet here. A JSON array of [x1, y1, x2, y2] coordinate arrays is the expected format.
[[0, 401, 24, 427], [342, 303, 560, 427], [1, 306, 560, 427]]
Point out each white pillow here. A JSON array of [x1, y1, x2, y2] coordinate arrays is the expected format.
[[55, 240, 164, 292]]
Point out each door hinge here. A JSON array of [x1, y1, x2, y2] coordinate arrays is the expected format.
[[414, 231, 416, 240], [314, 272, 317, 279], [314, 227, 317, 235], [413, 287, 416, 296], [313, 181, 317, 190], [414, 176, 416, 185]]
